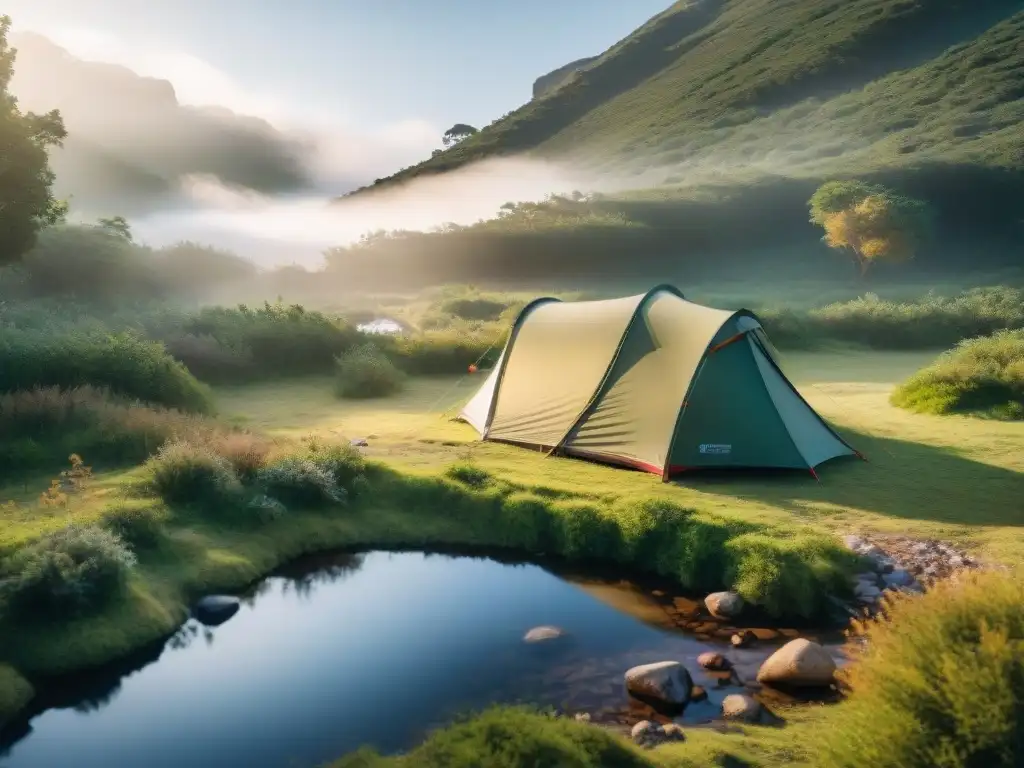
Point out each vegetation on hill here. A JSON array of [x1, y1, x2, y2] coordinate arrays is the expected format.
[[355, 1, 1023, 190], [891, 329, 1024, 419]]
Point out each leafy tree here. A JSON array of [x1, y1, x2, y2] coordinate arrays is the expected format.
[[97, 215, 132, 241], [0, 15, 68, 265], [809, 180, 932, 277], [442, 123, 478, 147]]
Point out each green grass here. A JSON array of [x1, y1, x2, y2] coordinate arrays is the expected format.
[[216, 349, 1024, 566], [891, 329, 1024, 419]]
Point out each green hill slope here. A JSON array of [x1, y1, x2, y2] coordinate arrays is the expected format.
[[351, 0, 1022, 192], [329, 0, 1023, 288]]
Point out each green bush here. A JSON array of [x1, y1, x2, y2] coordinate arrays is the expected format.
[[304, 437, 367, 493], [146, 440, 242, 508], [177, 302, 362, 383], [256, 456, 346, 508], [0, 328, 213, 413], [379, 328, 503, 375], [334, 343, 406, 399], [762, 287, 1024, 350], [0, 525, 136, 621], [327, 706, 654, 768], [100, 501, 169, 549], [818, 571, 1024, 768], [891, 329, 1024, 419]]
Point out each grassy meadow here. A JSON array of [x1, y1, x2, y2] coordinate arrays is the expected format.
[[0, 277, 1021, 767]]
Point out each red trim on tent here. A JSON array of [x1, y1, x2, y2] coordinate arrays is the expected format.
[[708, 331, 748, 354]]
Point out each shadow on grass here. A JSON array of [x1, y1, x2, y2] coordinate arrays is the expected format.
[[674, 427, 1022, 528]]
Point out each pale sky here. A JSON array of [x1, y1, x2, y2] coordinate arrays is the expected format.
[[5, 0, 671, 264], [7, 0, 668, 132]]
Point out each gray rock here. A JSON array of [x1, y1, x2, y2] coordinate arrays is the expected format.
[[625, 661, 693, 706], [631, 720, 662, 745], [721, 693, 762, 722], [697, 652, 731, 671], [705, 591, 744, 619], [193, 595, 240, 626], [574, 712, 591, 723], [523, 625, 566, 643]]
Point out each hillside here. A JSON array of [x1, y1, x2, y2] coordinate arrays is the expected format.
[[347, 0, 1023, 195]]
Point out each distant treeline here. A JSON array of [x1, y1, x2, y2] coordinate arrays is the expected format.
[[325, 165, 1024, 290]]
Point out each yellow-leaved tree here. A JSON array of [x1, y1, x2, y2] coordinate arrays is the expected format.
[[809, 181, 932, 277]]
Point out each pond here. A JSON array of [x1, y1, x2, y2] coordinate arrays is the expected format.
[[356, 318, 404, 335], [0, 551, 845, 768]]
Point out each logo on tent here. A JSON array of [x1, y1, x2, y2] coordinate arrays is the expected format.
[[699, 443, 732, 455]]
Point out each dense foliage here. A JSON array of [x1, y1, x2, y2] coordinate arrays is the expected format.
[[0, 16, 67, 266], [334, 343, 407, 399], [891, 329, 1024, 419]]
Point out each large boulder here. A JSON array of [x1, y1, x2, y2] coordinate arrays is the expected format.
[[705, 591, 744, 619], [624, 661, 693, 706], [756, 638, 836, 687], [192, 595, 240, 626]]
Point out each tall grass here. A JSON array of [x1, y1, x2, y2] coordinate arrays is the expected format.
[[818, 571, 1024, 768], [0, 387, 220, 482], [0, 329, 212, 412], [891, 329, 1024, 419]]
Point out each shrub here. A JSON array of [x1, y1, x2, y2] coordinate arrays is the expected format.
[[246, 494, 288, 523], [818, 571, 1024, 768], [100, 501, 169, 549], [256, 456, 347, 508], [176, 302, 362, 382], [382, 330, 502, 375], [327, 706, 654, 768], [0, 525, 136, 620], [146, 440, 242, 508], [763, 287, 1024, 350], [303, 437, 367, 492], [891, 329, 1024, 419], [0, 328, 213, 412], [205, 431, 275, 482], [334, 343, 406, 399]]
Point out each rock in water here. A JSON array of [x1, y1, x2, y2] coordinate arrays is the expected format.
[[193, 595, 240, 626], [624, 661, 693, 706], [721, 694, 762, 722], [756, 638, 836, 687], [523, 625, 566, 643], [731, 629, 757, 648], [697, 652, 731, 671], [704, 591, 744, 619]]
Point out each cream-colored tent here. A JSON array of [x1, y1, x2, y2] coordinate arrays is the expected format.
[[459, 285, 859, 480]]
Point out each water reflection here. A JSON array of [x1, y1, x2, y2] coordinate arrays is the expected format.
[[0, 550, 843, 768]]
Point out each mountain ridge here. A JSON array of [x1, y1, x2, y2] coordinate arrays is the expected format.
[[343, 0, 1023, 199]]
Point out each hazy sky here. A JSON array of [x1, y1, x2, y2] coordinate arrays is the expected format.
[[7, 0, 667, 132], [5, 0, 670, 264]]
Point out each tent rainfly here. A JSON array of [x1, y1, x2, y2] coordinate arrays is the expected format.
[[458, 285, 861, 481]]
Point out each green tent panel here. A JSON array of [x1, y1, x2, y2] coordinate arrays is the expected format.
[[459, 285, 861, 480]]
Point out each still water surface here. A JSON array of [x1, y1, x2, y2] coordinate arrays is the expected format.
[[0, 551, 827, 768]]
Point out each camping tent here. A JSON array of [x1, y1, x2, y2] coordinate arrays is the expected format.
[[458, 285, 860, 480]]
